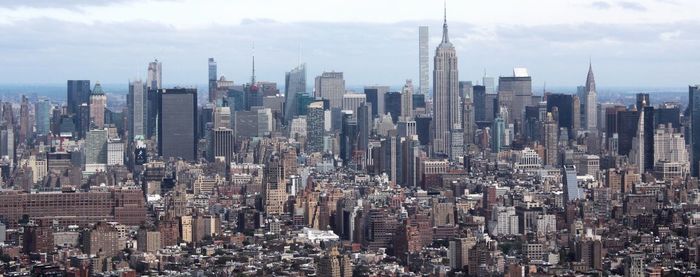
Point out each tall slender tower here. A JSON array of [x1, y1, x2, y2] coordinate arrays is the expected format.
[[208, 58, 217, 103], [432, 4, 460, 156], [147, 59, 162, 91], [89, 82, 107, 129], [690, 85, 700, 177], [418, 26, 429, 95], [585, 62, 597, 131], [400, 79, 414, 121]]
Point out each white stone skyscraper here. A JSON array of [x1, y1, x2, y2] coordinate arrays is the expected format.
[[418, 26, 429, 95], [584, 62, 597, 131], [432, 7, 460, 157], [314, 72, 345, 109], [147, 59, 162, 91], [401, 79, 414, 121]]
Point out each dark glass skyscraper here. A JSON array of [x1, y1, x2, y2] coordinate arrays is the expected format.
[[67, 80, 91, 115], [384, 91, 402, 123], [158, 88, 197, 161], [546, 94, 575, 137], [208, 58, 217, 103], [473, 85, 486, 122], [690, 85, 700, 176]]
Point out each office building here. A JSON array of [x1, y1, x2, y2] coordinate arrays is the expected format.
[[432, 10, 461, 157], [208, 58, 217, 103], [67, 80, 91, 115], [89, 82, 107, 129], [364, 85, 388, 118], [84, 128, 107, 173], [307, 101, 325, 153], [491, 117, 505, 153], [128, 79, 148, 139], [483, 75, 495, 95], [691, 85, 700, 176], [147, 59, 162, 91], [498, 68, 532, 132], [546, 94, 576, 138], [0, 189, 146, 228], [563, 164, 582, 202], [419, 26, 429, 95], [284, 63, 306, 123], [213, 106, 231, 129], [314, 72, 345, 109], [384, 91, 402, 123], [35, 99, 52, 136], [158, 88, 197, 161], [543, 112, 558, 166], [342, 93, 366, 113], [401, 79, 414, 120]]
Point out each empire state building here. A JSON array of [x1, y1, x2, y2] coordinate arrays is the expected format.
[[432, 7, 461, 157]]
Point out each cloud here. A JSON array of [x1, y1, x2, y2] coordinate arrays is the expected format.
[[0, 18, 699, 87], [617, 1, 647, 11], [0, 0, 178, 9], [591, 1, 612, 9]]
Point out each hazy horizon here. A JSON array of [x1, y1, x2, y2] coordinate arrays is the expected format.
[[1, 0, 700, 87]]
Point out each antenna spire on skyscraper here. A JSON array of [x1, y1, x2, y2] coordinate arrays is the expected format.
[[441, 0, 449, 44], [251, 42, 256, 84]]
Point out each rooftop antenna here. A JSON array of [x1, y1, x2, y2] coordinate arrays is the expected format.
[[543, 81, 546, 94], [444, 0, 447, 24]]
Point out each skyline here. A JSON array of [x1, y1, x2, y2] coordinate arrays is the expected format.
[[0, 0, 699, 87]]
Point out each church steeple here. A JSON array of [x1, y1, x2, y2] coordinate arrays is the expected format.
[[441, 0, 449, 44]]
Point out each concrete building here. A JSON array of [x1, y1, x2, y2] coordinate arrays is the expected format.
[[314, 72, 345, 109]]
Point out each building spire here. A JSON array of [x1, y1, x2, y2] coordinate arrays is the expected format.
[[441, 0, 449, 44], [251, 42, 256, 84], [585, 59, 596, 93]]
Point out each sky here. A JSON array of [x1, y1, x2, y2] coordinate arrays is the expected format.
[[0, 0, 699, 88]]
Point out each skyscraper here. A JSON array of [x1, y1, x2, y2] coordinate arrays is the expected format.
[[483, 75, 495, 95], [208, 58, 217, 103], [306, 101, 325, 153], [128, 80, 148, 140], [364, 86, 388, 118], [211, 127, 235, 164], [314, 72, 345, 109], [19, 95, 30, 143], [689, 85, 700, 176], [158, 88, 197, 161], [89, 82, 107, 129], [35, 99, 52, 136], [543, 112, 559, 166], [498, 68, 532, 133], [584, 63, 597, 131], [284, 63, 306, 123], [67, 80, 91, 115], [401, 79, 414, 121], [432, 8, 460, 157], [418, 26, 429, 95], [85, 128, 108, 173], [147, 59, 162, 91], [563, 165, 582, 202]]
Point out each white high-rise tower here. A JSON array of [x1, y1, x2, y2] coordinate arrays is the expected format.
[[419, 26, 429, 95], [585, 62, 597, 131]]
